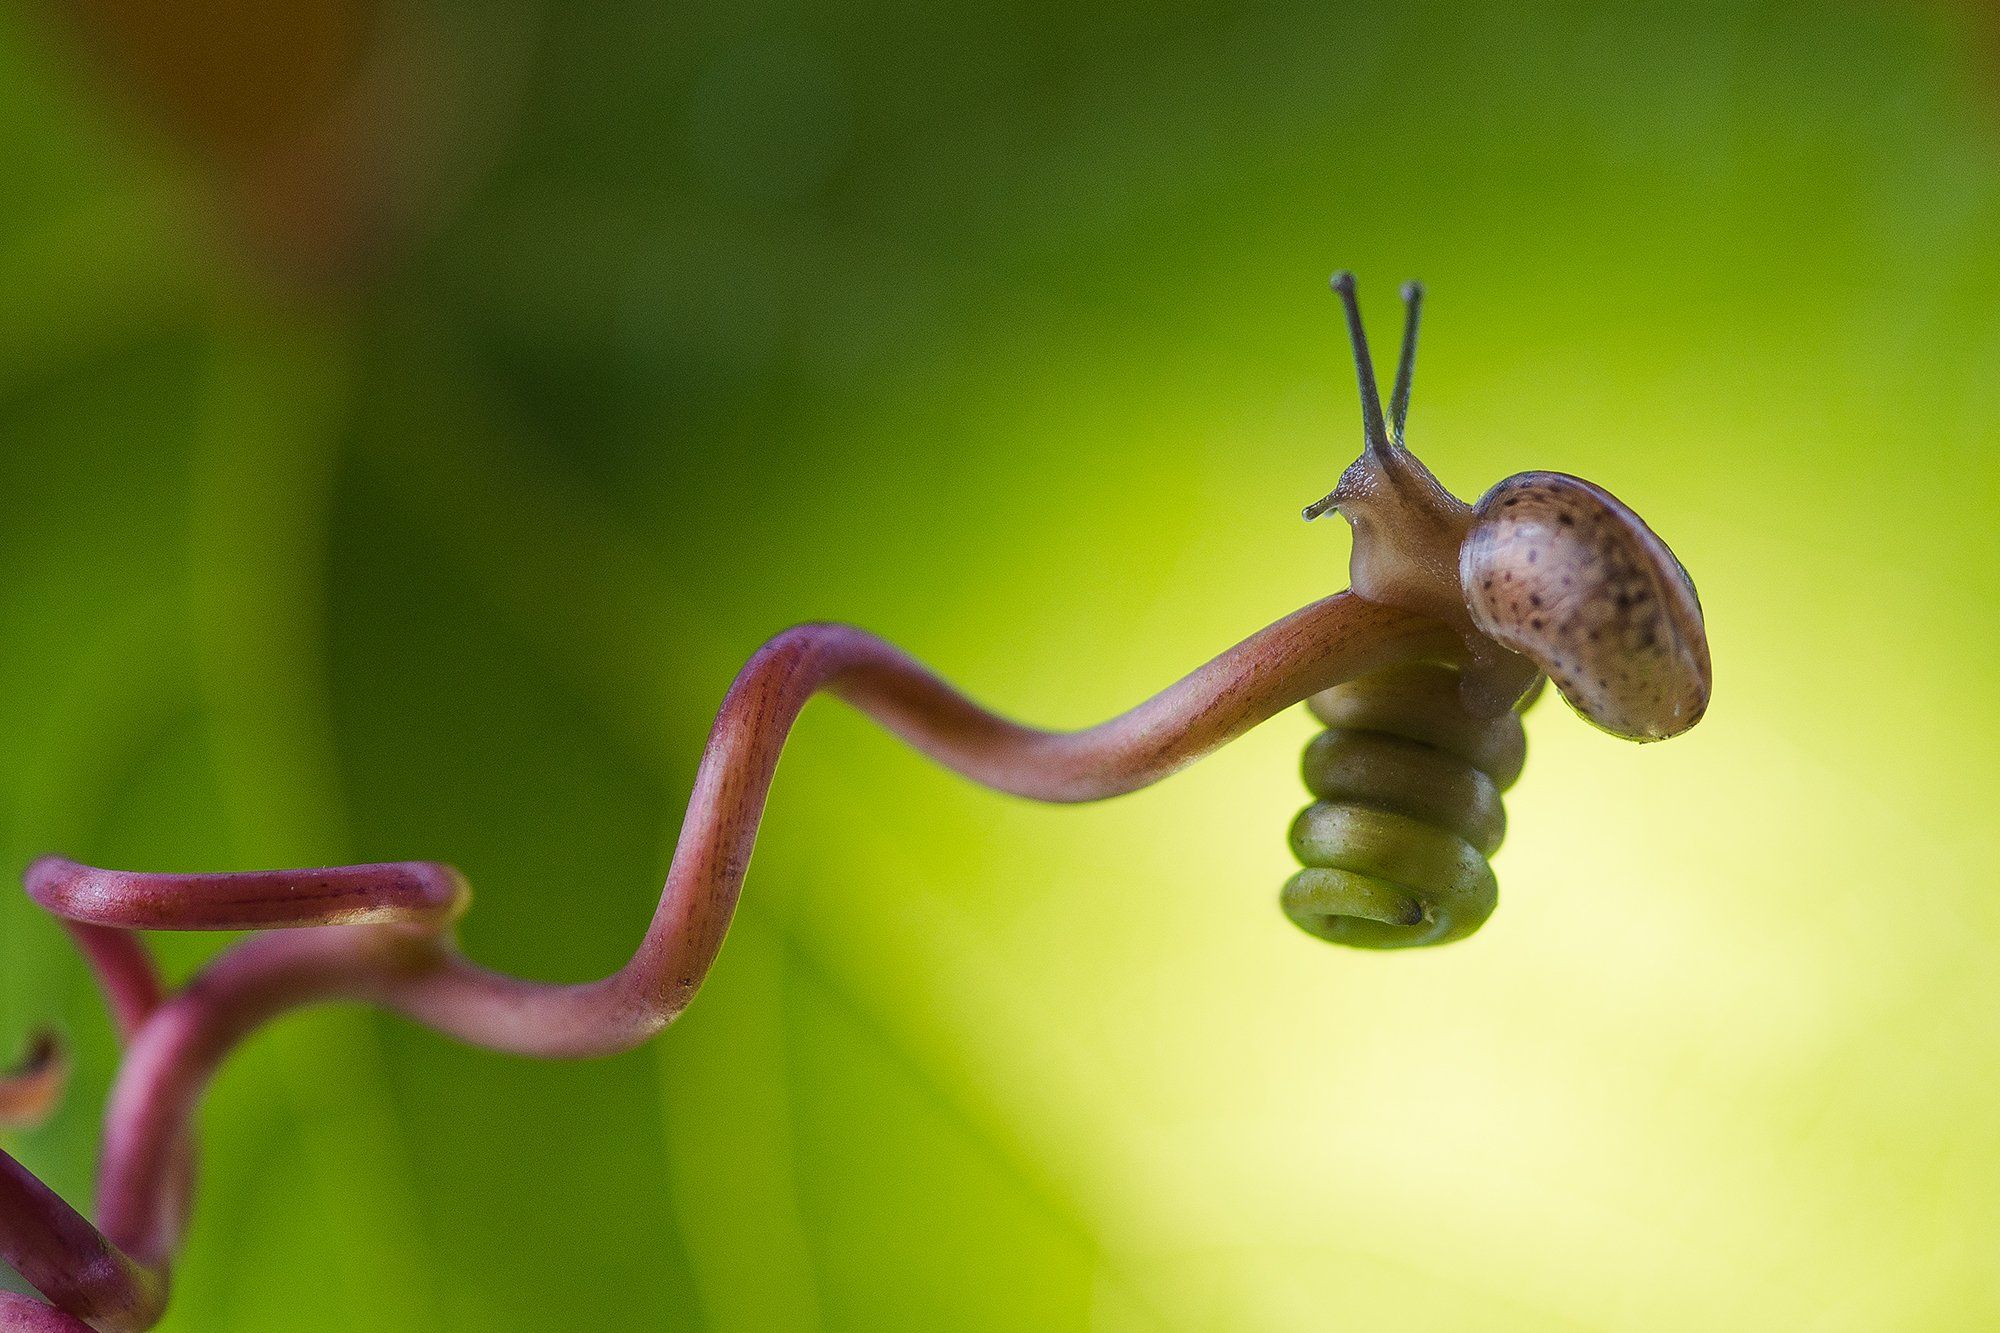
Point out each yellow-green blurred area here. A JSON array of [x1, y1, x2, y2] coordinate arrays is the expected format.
[[1, 0, 1998, 1328]]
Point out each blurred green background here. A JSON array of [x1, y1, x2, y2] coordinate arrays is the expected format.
[[1, 0, 1998, 1328]]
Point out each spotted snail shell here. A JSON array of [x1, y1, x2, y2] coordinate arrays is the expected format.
[[1460, 471, 1709, 741]]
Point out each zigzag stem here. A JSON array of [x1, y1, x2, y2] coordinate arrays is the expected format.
[[0, 592, 1457, 1330]]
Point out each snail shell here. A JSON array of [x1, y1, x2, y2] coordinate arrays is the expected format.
[[1460, 472, 1709, 741]]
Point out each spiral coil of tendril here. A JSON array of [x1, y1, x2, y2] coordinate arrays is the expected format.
[[1283, 662, 1531, 949]]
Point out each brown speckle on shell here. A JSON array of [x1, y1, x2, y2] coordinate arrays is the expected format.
[[1459, 472, 1710, 741]]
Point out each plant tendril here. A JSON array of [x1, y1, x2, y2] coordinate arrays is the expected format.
[[0, 594, 1459, 1329]]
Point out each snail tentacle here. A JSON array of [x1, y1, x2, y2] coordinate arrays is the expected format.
[[1387, 279, 1423, 444]]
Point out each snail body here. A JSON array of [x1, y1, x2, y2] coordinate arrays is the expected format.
[[1290, 274, 1711, 948]]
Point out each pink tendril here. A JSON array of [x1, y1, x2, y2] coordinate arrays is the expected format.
[[0, 595, 1453, 1328]]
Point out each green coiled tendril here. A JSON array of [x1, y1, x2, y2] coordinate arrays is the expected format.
[[1283, 662, 1534, 949]]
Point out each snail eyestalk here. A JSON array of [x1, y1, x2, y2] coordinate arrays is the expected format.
[[1329, 270, 1389, 458], [1304, 271, 1412, 522], [1389, 280, 1423, 444]]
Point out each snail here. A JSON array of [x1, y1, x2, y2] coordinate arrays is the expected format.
[[1285, 273, 1710, 948]]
